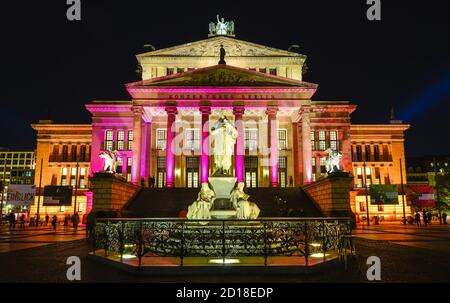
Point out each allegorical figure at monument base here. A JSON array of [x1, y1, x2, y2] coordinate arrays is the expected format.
[[230, 182, 260, 220], [211, 111, 237, 175], [186, 183, 216, 222]]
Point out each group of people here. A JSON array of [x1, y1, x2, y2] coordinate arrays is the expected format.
[[5, 212, 80, 231], [414, 209, 448, 227]]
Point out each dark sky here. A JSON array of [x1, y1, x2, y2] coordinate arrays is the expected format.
[[1, 0, 449, 157]]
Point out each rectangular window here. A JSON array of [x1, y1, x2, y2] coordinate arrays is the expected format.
[[244, 129, 258, 151], [356, 167, 363, 187], [320, 157, 327, 176], [117, 130, 125, 150], [244, 156, 258, 188], [177, 68, 185, 73], [79, 167, 86, 189], [105, 130, 114, 150], [374, 167, 381, 185], [166, 68, 174, 75], [378, 205, 384, 212], [277, 129, 288, 150], [157, 157, 166, 188], [71, 146, 77, 162], [374, 145, 380, 162], [312, 157, 317, 182], [186, 157, 200, 188], [258, 68, 267, 73], [356, 145, 363, 162], [156, 129, 167, 150], [127, 130, 133, 150], [382, 145, 390, 161], [278, 157, 287, 188], [62, 145, 69, 162], [185, 129, 200, 151], [269, 68, 277, 75], [61, 167, 67, 186], [365, 167, 372, 187], [80, 145, 87, 162], [319, 131, 326, 150], [116, 157, 123, 175], [365, 145, 371, 162], [330, 131, 338, 150], [311, 131, 316, 151], [360, 202, 366, 212]]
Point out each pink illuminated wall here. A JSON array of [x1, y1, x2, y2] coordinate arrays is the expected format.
[[165, 107, 178, 187], [267, 107, 279, 187], [233, 107, 245, 182], [200, 107, 211, 183]]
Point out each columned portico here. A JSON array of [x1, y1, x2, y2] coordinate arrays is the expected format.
[[165, 105, 178, 187], [267, 106, 279, 187], [131, 106, 143, 184], [200, 105, 211, 183], [233, 106, 245, 183]]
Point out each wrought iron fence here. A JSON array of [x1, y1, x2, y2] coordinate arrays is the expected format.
[[92, 217, 352, 267]]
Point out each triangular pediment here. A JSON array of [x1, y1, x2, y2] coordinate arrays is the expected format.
[[128, 65, 317, 88], [137, 36, 305, 58]]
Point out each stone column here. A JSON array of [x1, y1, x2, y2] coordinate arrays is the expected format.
[[89, 125, 104, 176], [131, 106, 143, 185], [340, 127, 352, 173], [266, 106, 278, 187], [233, 106, 245, 183], [165, 106, 178, 187], [200, 106, 211, 183], [301, 108, 313, 184], [140, 121, 152, 183]]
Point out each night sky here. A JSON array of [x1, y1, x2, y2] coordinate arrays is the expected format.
[[1, 1, 449, 157]]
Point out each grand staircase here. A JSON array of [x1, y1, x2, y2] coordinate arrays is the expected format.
[[122, 187, 322, 218]]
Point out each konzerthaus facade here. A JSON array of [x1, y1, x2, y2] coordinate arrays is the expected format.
[[30, 27, 411, 222]]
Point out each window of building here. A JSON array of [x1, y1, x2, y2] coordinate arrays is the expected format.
[[60, 206, 65, 213], [177, 68, 185, 73], [127, 130, 133, 150], [80, 145, 87, 162], [277, 129, 288, 150], [356, 167, 363, 188], [127, 157, 132, 182], [360, 202, 366, 212], [156, 129, 167, 150], [70, 167, 77, 187], [71, 145, 77, 162], [78, 202, 84, 213], [320, 157, 327, 177], [378, 205, 384, 212], [249, 68, 256, 71], [382, 145, 390, 161], [79, 167, 86, 189], [186, 157, 200, 188], [156, 157, 166, 188], [374, 145, 380, 162], [269, 68, 277, 75], [185, 128, 200, 151], [374, 167, 381, 185], [116, 157, 123, 175], [166, 68, 174, 75], [330, 131, 338, 150], [244, 156, 258, 188], [258, 68, 267, 73], [364, 167, 372, 187], [61, 167, 68, 186], [312, 157, 317, 182], [365, 145, 371, 162], [278, 157, 287, 187], [117, 130, 125, 150], [311, 131, 316, 151], [105, 130, 114, 150], [62, 145, 69, 162], [318, 131, 326, 150], [356, 145, 363, 162], [244, 129, 258, 151]]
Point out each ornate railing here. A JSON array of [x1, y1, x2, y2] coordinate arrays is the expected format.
[[92, 218, 352, 267]]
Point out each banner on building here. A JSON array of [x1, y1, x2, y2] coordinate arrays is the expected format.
[[369, 184, 399, 205], [406, 185, 435, 208], [6, 185, 36, 206], [43, 186, 73, 206]]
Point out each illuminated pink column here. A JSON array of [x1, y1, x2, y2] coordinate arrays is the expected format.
[[131, 106, 143, 185], [165, 106, 178, 187], [89, 124, 104, 176], [200, 106, 211, 183], [301, 108, 313, 184], [267, 106, 279, 187], [84, 191, 93, 214], [233, 106, 245, 182]]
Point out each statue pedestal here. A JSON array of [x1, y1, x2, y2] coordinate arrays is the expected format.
[[208, 176, 237, 219]]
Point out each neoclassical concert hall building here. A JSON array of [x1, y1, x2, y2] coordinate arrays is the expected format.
[[30, 24, 411, 221]]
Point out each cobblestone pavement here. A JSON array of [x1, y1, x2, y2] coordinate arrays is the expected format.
[[0, 223, 449, 282]]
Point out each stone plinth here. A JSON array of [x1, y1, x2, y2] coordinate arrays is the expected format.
[[303, 172, 354, 217], [208, 176, 237, 219], [90, 173, 141, 212]]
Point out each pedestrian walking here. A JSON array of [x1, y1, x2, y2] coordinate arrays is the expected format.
[[415, 212, 421, 227], [443, 212, 447, 224], [19, 214, 25, 229], [86, 212, 96, 239], [71, 212, 80, 230], [45, 214, 49, 226], [8, 212, 16, 229], [289, 176, 294, 187], [422, 209, 427, 227], [51, 215, 57, 230]]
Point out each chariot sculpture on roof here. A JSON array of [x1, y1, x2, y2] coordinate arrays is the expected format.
[[209, 15, 235, 36]]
